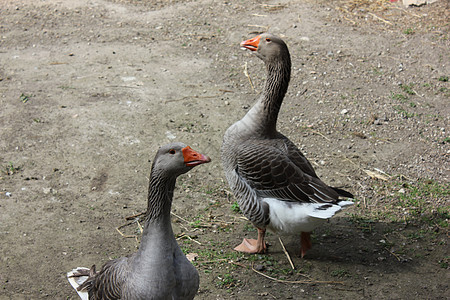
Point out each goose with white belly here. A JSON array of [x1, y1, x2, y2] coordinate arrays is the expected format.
[[221, 33, 353, 257]]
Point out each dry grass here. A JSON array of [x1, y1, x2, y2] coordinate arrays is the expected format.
[[322, 0, 450, 35]]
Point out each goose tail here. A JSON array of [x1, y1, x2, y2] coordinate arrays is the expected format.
[[337, 200, 354, 207], [331, 187, 354, 199], [67, 267, 90, 300]]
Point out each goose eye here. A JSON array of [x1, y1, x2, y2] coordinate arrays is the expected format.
[[169, 149, 176, 154], [265, 38, 271, 42]]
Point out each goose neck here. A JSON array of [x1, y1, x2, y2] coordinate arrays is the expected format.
[[264, 60, 291, 103], [144, 169, 176, 223], [250, 58, 291, 134]]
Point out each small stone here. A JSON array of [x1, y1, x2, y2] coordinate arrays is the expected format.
[[340, 109, 349, 115], [254, 264, 265, 271]]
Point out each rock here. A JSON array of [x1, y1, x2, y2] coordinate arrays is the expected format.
[[254, 264, 265, 271]]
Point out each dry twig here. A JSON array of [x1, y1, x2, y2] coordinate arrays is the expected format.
[[125, 211, 145, 220], [364, 170, 389, 181], [171, 211, 189, 223], [164, 94, 223, 104], [243, 62, 255, 92], [368, 12, 392, 25], [176, 232, 202, 245], [278, 237, 296, 270], [115, 223, 139, 243], [311, 130, 331, 141], [251, 265, 344, 285]]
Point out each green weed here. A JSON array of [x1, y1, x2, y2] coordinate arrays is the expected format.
[[403, 28, 414, 35], [330, 268, 351, 278], [400, 83, 416, 95], [189, 219, 203, 228], [20, 93, 32, 103], [4, 162, 21, 175], [231, 201, 241, 213], [393, 105, 415, 118], [216, 273, 239, 289], [391, 93, 408, 102], [372, 67, 383, 75], [439, 256, 449, 269], [243, 223, 256, 232], [393, 179, 449, 225], [348, 214, 375, 232], [438, 87, 449, 95]]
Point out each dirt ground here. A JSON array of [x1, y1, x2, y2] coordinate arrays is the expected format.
[[0, 0, 449, 299]]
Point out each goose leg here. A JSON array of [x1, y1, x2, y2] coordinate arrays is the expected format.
[[300, 232, 312, 258], [234, 228, 267, 253]]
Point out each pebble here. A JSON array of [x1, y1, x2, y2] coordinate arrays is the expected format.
[[254, 264, 265, 271], [340, 109, 349, 115]]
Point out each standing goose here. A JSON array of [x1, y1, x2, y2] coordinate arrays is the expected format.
[[221, 33, 353, 257], [68, 142, 210, 299]]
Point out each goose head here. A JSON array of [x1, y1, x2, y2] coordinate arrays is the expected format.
[[240, 33, 289, 63], [152, 142, 211, 177]]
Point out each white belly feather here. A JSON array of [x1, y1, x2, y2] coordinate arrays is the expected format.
[[263, 198, 352, 234]]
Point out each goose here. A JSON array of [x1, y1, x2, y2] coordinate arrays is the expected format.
[[221, 33, 353, 257], [67, 142, 211, 299]]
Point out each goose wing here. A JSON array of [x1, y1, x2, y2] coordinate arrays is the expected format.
[[234, 138, 340, 204]]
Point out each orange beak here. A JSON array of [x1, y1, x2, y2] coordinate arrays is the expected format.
[[182, 146, 211, 167], [240, 35, 261, 51]]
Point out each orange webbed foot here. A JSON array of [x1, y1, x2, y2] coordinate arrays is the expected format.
[[234, 238, 267, 253]]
